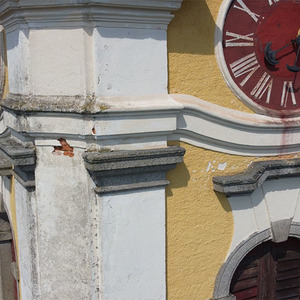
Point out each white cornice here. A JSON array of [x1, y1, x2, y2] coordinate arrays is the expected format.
[[3, 93, 300, 156], [0, 0, 183, 30], [171, 94, 300, 156]]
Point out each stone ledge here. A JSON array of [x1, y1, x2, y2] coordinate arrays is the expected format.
[[2, 93, 181, 114], [83, 146, 185, 194], [0, 130, 35, 189], [213, 159, 300, 196]]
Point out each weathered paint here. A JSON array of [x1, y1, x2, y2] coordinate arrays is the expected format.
[[2, 29, 8, 100], [166, 0, 300, 298], [168, 0, 253, 113], [52, 138, 74, 157], [9, 176, 21, 299], [166, 141, 300, 299]]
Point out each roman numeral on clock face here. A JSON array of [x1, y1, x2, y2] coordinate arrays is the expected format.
[[250, 72, 273, 103], [268, 0, 280, 6], [225, 31, 254, 47], [229, 52, 260, 86], [281, 81, 297, 107], [234, 0, 260, 22]]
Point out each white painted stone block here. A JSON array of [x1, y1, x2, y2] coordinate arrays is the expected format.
[[228, 195, 257, 253], [263, 178, 300, 222], [15, 181, 37, 300], [94, 28, 167, 96], [101, 188, 166, 300], [6, 29, 31, 95], [228, 177, 300, 258], [35, 146, 92, 299], [250, 187, 269, 232], [30, 29, 88, 96]]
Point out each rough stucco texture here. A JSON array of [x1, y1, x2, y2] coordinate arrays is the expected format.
[[166, 141, 300, 299], [167, 0, 253, 113]]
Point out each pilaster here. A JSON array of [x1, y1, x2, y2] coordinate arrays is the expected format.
[[0, 1, 184, 299]]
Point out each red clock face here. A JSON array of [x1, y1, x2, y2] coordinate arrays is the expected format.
[[221, 0, 300, 117]]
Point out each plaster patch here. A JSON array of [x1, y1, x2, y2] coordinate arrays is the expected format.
[[206, 161, 212, 172], [217, 162, 227, 171]]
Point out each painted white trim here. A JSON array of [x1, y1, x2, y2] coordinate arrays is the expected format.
[[0, 0, 183, 31], [171, 94, 300, 156], [228, 177, 300, 253], [4, 93, 300, 156]]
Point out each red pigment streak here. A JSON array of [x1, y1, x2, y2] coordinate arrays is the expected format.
[[52, 138, 74, 157], [279, 116, 298, 155]]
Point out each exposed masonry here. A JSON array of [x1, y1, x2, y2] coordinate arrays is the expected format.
[[83, 146, 185, 194], [213, 158, 300, 195], [0, 130, 35, 189], [53, 138, 74, 158]]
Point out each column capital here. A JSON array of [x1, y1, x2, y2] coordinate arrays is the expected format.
[[83, 146, 185, 194]]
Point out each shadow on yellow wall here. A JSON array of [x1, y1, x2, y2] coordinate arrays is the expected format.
[[167, 0, 254, 113], [168, 0, 216, 55], [215, 191, 232, 212]]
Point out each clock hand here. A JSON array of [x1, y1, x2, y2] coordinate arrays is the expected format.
[[265, 40, 296, 65], [287, 35, 300, 72]]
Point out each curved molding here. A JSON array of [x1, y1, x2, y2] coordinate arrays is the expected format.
[[170, 94, 300, 156], [213, 158, 300, 195], [0, 0, 183, 30], [3, 93, 300, 156], [213, 229, 271, 299]]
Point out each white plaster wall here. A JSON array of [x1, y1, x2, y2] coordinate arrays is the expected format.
[[1, 176, 11, 218], [29, 28, 89, 96], [228, 177, 300, 256], [15, 180, 37, 300], [101, 188, 166, 300], [35, 145, 92, 299], [228, 194, 258, 252], [6, 29, 31, 94], [263, 178, 300, 222], [6, 26, 167, 97], [94, 28, 167, 96]]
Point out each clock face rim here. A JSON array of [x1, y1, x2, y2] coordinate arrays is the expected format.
[[215, 0, 300, 118]]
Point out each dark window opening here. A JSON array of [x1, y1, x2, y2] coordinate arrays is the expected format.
[[230, 237, 300, 300]]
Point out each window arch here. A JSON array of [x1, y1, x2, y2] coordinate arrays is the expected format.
[[213, 225, 300, 300], [231, 237, 300, 299]]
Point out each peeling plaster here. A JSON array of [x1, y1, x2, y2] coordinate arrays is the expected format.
[[206, 161, 227, 172], [52, 138, 74, 157], [217, 162, 227, 171]]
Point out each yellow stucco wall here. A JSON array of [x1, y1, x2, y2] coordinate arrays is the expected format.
[[166, 1, 299, 298], [166, 142, 300, 299], [166, 142, 247, 299], [168, 0, 254, 113]]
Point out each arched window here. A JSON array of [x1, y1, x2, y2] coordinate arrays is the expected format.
[[231, 237, 300, 299]]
